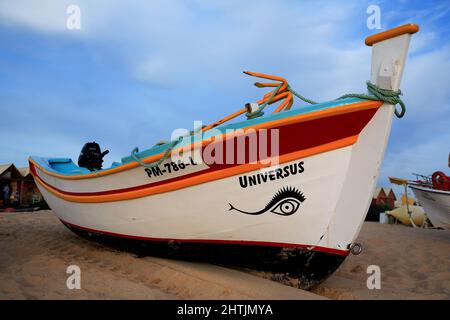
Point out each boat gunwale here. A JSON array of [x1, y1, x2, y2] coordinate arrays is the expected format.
[[409, 184, 450, 195], [30, 99, 382, 181]]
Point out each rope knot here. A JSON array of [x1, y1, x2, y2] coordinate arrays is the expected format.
[[365, 81, 406, 118]]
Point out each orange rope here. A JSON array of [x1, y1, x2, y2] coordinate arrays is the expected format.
[[201, 107, 247, 132], [201, 71, 295, 133]]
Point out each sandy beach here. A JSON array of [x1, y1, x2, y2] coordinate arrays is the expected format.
[[312, 223, 450, 299], [0, 210, 449, 300]]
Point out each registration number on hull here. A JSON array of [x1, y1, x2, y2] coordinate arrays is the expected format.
[[144, 156, 198, 178]]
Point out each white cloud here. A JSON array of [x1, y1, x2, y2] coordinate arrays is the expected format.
[[0, 0, 448, 181], [0, 0, 71, 33], [0, 0, 364, 90], [402, 45, 450, 120]]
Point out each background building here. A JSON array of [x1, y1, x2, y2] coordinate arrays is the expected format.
[[371, 187, 397, 210], [0, 163, 44, 208], [366, 187, 398, 221]]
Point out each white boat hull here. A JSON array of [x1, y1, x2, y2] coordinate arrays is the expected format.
[[34, 104, 394, 255]]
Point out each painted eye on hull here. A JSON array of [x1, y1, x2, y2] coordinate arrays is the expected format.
[[228, 186, 306, 216], [270, 198, 301, 216]]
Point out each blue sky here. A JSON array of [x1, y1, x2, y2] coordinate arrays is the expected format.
[[0, 0, 449, 195]]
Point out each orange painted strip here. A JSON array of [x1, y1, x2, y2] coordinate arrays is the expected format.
[[34, 135, 358, 203], [365, 24, 419, 46], [29, 100, 382, 181]]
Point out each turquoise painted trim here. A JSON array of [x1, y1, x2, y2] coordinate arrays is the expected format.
[[30, 97, 367, 176], [31, 156, 92, 175], [48, 158, 72, 164]]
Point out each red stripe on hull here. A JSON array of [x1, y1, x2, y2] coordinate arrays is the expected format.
[[60, 219, 349, 256], [34, 108, 377, 197]]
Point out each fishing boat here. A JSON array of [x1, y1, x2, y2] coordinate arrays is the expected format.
[[409, 171, 450, 229], [29, 24, 419, 288]]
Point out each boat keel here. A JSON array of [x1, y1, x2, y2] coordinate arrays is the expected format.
[[63, 221, 346, 290]]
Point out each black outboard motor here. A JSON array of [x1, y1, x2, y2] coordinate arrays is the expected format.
[[78, 142, 109, 171]]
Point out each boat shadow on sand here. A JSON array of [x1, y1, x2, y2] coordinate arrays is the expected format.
[[66, 224, 345, 290]]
